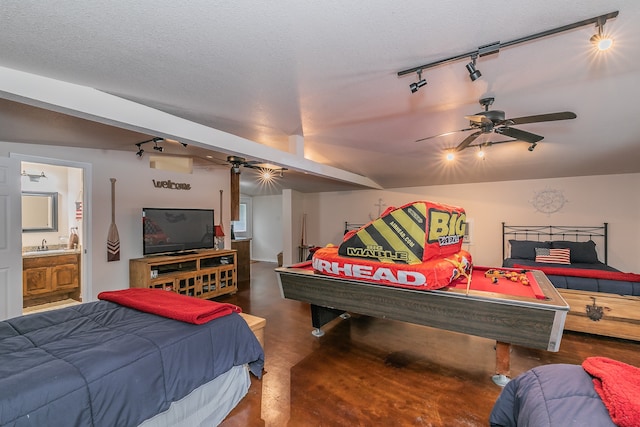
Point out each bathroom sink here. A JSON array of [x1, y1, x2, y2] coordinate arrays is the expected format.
[[23, 249, 79, 256]]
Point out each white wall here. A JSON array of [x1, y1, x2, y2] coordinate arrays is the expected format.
[[301, 174, 640, 272], [2, 141, 230, 300], [252, 194, 283, 262]]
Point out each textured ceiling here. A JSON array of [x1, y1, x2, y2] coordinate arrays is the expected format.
[[0, 1, 639, 195]]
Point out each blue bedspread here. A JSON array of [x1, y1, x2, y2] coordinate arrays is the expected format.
[[0, 301, 264, 427], [502, 258, 640, 296]]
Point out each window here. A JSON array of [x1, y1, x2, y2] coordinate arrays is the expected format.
[[232, 197, 252, 238]]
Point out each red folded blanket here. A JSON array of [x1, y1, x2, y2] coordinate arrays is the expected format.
[[513, 264, 640, 282], [582, 357, 640, 427], [98, 288, 242, 324]]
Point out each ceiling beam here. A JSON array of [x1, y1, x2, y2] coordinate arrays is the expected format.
[[0, 66, 383, 190]]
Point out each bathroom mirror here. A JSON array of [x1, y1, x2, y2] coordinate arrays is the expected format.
[[22, 192, 58, 232]]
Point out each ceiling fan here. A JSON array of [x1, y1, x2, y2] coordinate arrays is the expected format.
[[226, 155, 287, 220], [416, 97, 577, 152], [226, 155, 262, 173], [226, 156, 262, 221]]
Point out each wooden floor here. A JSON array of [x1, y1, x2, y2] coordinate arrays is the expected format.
[[218, 261, 640, 427]]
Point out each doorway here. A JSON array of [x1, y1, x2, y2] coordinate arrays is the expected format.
[[17, 156, 91, 314]]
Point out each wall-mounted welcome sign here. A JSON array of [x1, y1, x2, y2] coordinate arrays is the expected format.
[[152, 179, 191, 190]]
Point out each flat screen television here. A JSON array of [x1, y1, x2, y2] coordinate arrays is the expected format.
[[142, 208, 215, 256]]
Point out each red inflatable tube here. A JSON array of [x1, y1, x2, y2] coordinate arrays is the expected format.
[[312, 246, 472, 291]]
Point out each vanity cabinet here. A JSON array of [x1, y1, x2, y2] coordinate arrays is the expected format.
[[23, 253, 81, 307], [129, 249, 237, 299]]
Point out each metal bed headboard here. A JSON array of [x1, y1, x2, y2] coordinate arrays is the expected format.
[[502, 222, 608, 265], [344, 221, 366, 235]]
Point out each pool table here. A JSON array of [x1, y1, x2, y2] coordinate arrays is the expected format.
[[276, 263, 569, 385]]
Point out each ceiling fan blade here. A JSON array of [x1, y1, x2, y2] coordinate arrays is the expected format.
[[454, 131, 483, 151], [495, 127, 544, 143], [416, 128, 474, 143], [506, 112, 577, 125]]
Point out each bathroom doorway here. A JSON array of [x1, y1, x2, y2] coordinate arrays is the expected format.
[[19, 158, 90, 314]]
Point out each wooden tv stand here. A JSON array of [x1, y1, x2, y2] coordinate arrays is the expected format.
[[129, 249, 237, 299]]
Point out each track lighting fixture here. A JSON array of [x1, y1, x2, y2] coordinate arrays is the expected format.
[[528, 142, 538, 152], [134, 136, 187, 157], [409, 69, 427, 93], [255, 166, 287, 185], [397, 11, 618, 88], [591, 17, 613, 51], [466, 54, 482, 81]]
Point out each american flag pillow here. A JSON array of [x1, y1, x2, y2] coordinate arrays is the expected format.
[[535, 247, 571, 264]]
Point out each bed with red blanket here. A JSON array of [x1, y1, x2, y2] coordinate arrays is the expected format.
[[0, 289, 264, 427], [502, 223, 640, 341], [490, 357, 640, 427]]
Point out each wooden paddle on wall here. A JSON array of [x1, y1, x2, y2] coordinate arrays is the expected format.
[[107, 178, 120, 261]]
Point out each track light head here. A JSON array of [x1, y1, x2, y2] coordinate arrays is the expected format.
[[410, 79, 427, 93], [410, 69, 427, 93], [528, 142, 538, 152], [153, 143, 164, 152], [466, 62, 482, 81], [591, 17, 613, 51], [466, 55, 482, 81], [591, 32, 612, 50]]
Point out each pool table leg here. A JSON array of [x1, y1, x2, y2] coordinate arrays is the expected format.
[[310, 304, 348, 337], [492, 341, 511, 387]]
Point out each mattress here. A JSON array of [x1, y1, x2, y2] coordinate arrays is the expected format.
[[0, 301, 264, 427], [139, 364, 251, 427]]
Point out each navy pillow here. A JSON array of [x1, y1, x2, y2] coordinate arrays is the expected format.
[[551, 240, 599, 264], [509, 240, 551, 260]]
